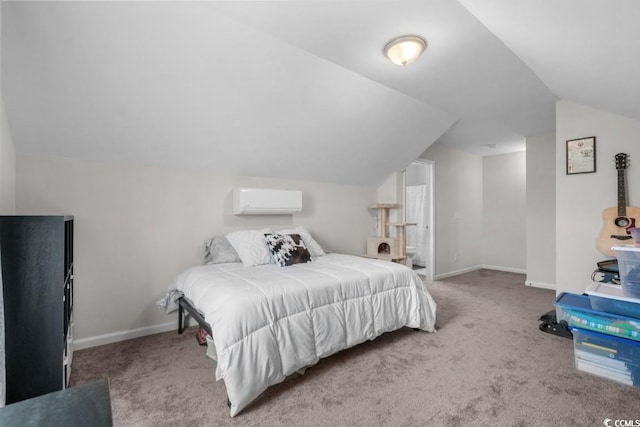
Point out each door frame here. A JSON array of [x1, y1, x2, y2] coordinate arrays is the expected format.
[[403, 159, 435, 281]]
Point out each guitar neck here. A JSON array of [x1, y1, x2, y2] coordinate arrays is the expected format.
[[618, 168, 628, 216]]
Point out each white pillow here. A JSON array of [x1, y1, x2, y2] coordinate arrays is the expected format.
[[276, 226, 326, 258], [225, 229, 273, 267]]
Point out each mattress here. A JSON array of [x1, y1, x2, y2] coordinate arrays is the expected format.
[[161, 253, 437, 416]]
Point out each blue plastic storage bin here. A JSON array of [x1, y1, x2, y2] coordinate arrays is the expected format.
[[554, 292, 640, 341], [571, 327, 640, 387], [585, 282, 640, 319]]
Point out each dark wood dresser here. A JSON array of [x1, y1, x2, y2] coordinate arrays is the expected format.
[[0, 215, 74, 404]]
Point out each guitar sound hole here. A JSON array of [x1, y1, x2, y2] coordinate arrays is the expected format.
[[615, 217, 631, 228]]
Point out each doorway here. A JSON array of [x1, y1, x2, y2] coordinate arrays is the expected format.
[[403, 160, 434, 280]]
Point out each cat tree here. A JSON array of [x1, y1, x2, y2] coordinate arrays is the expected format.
[[364, 203, 415, 264]]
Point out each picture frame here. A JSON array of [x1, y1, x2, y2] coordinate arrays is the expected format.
[[566, 136, 596, 175]]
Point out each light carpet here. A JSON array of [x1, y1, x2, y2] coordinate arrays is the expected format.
[[70, 269, 640, 426]]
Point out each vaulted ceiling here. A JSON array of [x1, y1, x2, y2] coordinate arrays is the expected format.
[[2, 1, 639, 186]]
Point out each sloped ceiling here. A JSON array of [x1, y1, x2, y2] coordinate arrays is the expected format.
[[213, 0, 556, 156], [458, 0, 640, 122], [2, 1, 636, 186]]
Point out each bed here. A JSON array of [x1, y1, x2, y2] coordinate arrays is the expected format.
[[160, 231, 437, 416]]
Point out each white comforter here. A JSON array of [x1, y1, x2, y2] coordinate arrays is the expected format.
[[163, 253, 437, 416]]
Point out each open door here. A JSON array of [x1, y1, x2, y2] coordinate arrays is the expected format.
[[403, 160, 434, 280]]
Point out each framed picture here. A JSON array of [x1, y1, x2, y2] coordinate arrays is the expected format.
[[566, 136, 596, 175]]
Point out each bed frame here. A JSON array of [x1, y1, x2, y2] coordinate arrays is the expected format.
[[176, 297, 231, 408], [177, 297, 212, 336]]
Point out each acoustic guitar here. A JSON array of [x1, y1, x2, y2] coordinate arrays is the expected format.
[[596, 153, 640, 256]]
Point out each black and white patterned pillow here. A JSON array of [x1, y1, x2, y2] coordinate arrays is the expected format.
[[264, 233, 312, 267]]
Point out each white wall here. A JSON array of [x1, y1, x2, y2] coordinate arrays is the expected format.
[[375, 171, 403, 236], [16, 154, 377, 347], [0, 0, 15, 216], [556, 100, 640, 294], [420, 143, 483, 278], [405, 163, 426, 186], [526, 133, 556, 289], [482, 152, 527, 273], [0, 99, 15, 215]]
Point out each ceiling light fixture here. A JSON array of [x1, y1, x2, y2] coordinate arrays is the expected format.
[[383, 35, 426, 66]]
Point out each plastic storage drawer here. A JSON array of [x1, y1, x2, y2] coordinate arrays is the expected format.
[[554, 292, 640, 341], [571, 327, 640, 387], [613, 245, 640, 298], [585, 282, 640, 319]]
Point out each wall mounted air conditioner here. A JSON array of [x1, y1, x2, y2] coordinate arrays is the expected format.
[[233, 188, 302, 215]]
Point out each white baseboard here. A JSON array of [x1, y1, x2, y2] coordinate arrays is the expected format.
[[525, 280, 556, 290], [481, 264, 527, 275], [435, 265, 482, 280], [73, 321, 179, 351], [434, 265, 528, 281]]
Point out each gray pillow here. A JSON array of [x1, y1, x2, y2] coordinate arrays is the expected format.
[[204, 235, 242, 264]]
